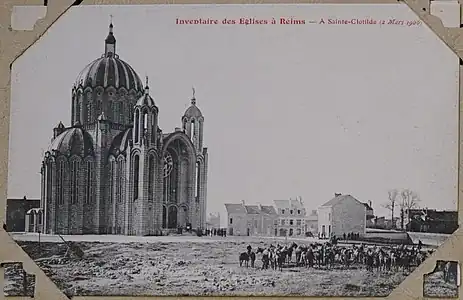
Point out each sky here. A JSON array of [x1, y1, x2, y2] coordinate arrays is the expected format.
[[8, 4, 459, 226]]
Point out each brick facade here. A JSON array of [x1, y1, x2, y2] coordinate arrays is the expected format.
[[39, 23, 208, 236]]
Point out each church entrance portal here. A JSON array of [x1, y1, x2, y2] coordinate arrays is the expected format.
[[161, 138, 194, 229]]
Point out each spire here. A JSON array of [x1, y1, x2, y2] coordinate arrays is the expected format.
[[191, 87, 196, 105], [145, 75, 149, 95], [104, 15, 116, 57]]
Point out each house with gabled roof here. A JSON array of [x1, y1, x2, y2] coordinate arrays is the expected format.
[[274, 197, 313, 237], [224, 200, 278, 236], [318, 193, 366, 239]]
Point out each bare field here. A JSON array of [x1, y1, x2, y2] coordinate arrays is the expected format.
[[8, 235, 417, 297]]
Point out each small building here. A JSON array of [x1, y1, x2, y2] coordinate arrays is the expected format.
[[406, 208, 458, 234], [274, 198, 308, 237], [374, 216, 386, 229], [6, 197, 40, 232], [318, 193, 366, 239], [363, 201, 375, 228], [225, 202, 248, 236], [225, 201, 278, 236]]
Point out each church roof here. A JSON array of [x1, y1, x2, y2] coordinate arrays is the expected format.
[[183, 89, 203, 119], [184, 104, 203, 119], [109, 128, 133, 155], [74, 56, 144, 92], [136, 80, 156, 107], [73, 21, 144, 93], [49, 126, 94, 156]]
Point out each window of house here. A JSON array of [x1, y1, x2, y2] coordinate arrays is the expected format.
[[328, 213, 331, 221], [290, 219, 294, 226], [281, 209, 285, 215], [297, 209, 301, 215], [230, 218, 233, 224], [281, 219, 285, 226], [296, 219, 301, 226], [274, 220, 278, 226], [290, 210, 293, 215]]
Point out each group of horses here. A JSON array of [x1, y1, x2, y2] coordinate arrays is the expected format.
[[239, 241, 435, 273]]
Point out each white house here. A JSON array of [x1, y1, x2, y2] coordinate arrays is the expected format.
[[318, 193, 366, 239], [274, 197, 308, 237]]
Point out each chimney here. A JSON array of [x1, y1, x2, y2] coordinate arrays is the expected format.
[[335, 193, 342, 197], [368, 200, 372, 208], [23, 196, 27, 200], [241, 200, 245, 205]]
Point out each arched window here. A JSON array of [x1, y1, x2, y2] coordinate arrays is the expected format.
[[151, 114, 157, 143], [109, 161, 114, 203], [76, 100, 81, 124], [85, 161, 93, 204], [190, 119, 195, 139], [148, 155, 155, 200], [134, 110, 140, 143], [117, 160, 124, 203], [143, 112, 148, 130], [57, 161, 65, 204], [71, 160, 79, 204], [195, 161, 200, 200], [46, 162, 53, 204], [133, 155, 140, 200]]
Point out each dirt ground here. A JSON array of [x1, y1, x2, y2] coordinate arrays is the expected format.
[[8, 236, 417, 297], [424, 271, 458, 298]]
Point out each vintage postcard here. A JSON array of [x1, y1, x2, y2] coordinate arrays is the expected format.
[[3, 2, 460, 298]]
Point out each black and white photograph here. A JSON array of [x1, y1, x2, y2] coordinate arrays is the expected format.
[[4, 3, 460, 297], [423, 260, 460, 298]]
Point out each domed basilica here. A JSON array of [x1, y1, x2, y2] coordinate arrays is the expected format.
[[40, 21, 208, 236]]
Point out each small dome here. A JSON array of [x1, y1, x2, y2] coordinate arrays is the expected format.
[[136, 86, 156, 107], [109, 128, 133, 155], [184, 104, 203, 118], [184, 88, 203, 118], [49, 127, 94, 156], [74, 56, 144, 92]]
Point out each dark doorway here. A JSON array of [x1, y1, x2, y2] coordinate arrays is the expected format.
[[162, 206, 166, 228], [168, 206, 178, 228]]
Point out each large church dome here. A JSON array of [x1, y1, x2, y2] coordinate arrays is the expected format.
[[71, 21, 146, 127], [73, 22, 143, 92], [74, 56, 144, 92]]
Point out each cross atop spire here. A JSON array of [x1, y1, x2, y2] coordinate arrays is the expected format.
[[191, 87, 196, 105]]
